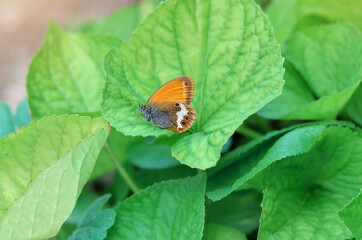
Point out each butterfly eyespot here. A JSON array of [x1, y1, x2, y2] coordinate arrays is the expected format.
[[182, 121, 186, 125], [175, 103, 179, 106], [185, 82, 189, 86], [185, 116, 189, 120]]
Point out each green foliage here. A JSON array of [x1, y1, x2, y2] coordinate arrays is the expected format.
[[0, 115, 109, 239], [127, 140, 179, 169], [0, 98, 31, 138], [2, 0, 361, 239], [68, 194, 115, 240], [266, 0, 362, 44], [259, 24, 362, 120], [206, 191, 262, 234], [0, 102, 14, 138], [258, 127, 362, 240], [339, 191, 362, 239], [102, 0, 284, 169], [27, 23, 122, 119], [107, 174, 206, 240], [203, 223, 247, 240]]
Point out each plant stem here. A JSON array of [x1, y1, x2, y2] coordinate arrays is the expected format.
[[104, 143, 140, 193], [237, 125, 263, 139]]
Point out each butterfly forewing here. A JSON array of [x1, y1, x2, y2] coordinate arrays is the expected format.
[[147, 76, 194, 105]]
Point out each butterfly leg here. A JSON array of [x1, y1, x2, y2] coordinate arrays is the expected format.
[[131, 113, 142, 125], [151, 120, 156, 130]]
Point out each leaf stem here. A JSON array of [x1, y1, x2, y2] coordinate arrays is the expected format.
[[104, 143, 140, 193], [237, 125, 263, 139]]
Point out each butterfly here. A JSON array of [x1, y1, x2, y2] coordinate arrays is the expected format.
[[136, 76, 195, 133]]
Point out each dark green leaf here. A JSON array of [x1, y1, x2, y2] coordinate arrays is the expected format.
[[68, 194, 115, 240], [202, 223, 246, 240]]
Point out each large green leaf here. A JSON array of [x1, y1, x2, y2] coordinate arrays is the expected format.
[[0, 102, 15, 138], [27, 23, 122, 119], [102, 0, 284, 169], [266, 0, 362, 44], [258, 127, 362, 240], [0, 115, 110, 239], [338, 191, 362, 239], [107, 174, 206, 240], [206, 121, 354, 201], [259, 23, 362, 120]]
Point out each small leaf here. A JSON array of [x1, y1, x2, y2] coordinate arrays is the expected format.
[[202, 223, 247, 240], [27, 23, 122, 119], [0, 115, 110, 239], [259, 24, 362, 120], [102, 0, 284, 169], [15, 98, 32, 129], [0, 102, 15, 138], [107, 173, 206, 240], [338, 190, 362, 239], [68, 194, 116, 240]]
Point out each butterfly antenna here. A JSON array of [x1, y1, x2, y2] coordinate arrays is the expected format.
[[128, 99, 142, 105]]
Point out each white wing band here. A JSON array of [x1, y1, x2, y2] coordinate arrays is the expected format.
[[176, 103, 188, 129]]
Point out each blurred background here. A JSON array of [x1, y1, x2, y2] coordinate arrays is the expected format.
[[0, 0, 136, 110]]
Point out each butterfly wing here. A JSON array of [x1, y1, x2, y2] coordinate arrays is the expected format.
[[146, 76, 195, 133], [147, 76, 194, 105], [150, 102, 195, 133]]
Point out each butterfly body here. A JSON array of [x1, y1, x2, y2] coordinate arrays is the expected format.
[[138, 76, 195, 133]]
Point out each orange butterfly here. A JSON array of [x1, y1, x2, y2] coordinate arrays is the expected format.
[[138, 76, 195, 133]]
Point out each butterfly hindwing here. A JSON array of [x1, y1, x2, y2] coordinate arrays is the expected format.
[[147, 76, 194, 105], [150, 101, 195, 133]]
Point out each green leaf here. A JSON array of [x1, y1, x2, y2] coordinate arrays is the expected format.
[[339, 190, 362, 239], [206, 121, 354, 201], [127, 141, 179, 169], [266, 0, 362, 44], [259, 23, 362, 120], [344, 83, 362, 126], [202, 223, 247, 240], [107, 173, 206, 240], [75, 4, 141, 40], [0, 115, 110, 239], [15, 98, 32, 129], [27, 23, 122, 119], [102, 0, 284, 169], [68, 194, 115, 240], [258, 126, 362, 240], [74, 0, 162, 39], [0, 102, 15, 138], [206, 190, 262, 234]]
